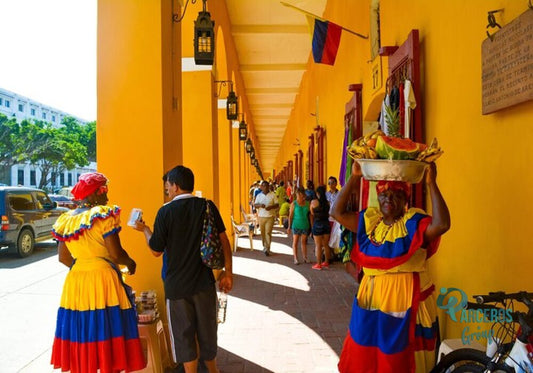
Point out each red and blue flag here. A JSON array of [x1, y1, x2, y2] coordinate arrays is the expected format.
[[311, 18, 342, 65]]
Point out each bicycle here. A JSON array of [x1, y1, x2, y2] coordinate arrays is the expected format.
[[431, 291, 533, 373]]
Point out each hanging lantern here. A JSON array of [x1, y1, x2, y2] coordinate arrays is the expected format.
[[245, 138, 253, 153], [250, 148, 255, 160], [226, 90, 238, 120], [194, 0, 215, 65], [239, 119, 247, 141]]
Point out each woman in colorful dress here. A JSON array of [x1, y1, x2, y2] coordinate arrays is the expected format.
[[287, 187, 311, 264], [332, 162, 450, 373], [51, 172, 146, 373]]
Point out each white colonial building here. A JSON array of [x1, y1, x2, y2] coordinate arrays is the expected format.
[[0, 87, 96, 190]]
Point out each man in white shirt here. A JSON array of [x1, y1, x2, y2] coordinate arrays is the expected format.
[[254, 181, 279, 256], [326, 176, 340, 260], [326, 176, 339, 227]]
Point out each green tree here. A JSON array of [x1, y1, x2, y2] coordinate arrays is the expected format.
[[18, 120, 89, 189], [0, 114, 22, 183], [60, 117, 96, 161]]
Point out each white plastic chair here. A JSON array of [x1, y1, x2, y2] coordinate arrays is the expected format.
[[240, 205, 258, 235], [231, 215, 254, 252]]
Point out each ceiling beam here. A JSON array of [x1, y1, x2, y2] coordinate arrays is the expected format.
[[231, 24, 308, 34], [240, 64, 307, 72], [246, 87, 299, 94], [249, 103, 294, 109], [252, 114, 289, 120]]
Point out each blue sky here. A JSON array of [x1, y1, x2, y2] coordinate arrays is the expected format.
[[0, 0, 96, 121]]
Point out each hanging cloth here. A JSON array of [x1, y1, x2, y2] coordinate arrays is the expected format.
[[403, 80, 417, 139], [389, 85, 400, 112], [398, 81, 405, 137], [379, 93, 390, 134], [339, 120, 351, 187]]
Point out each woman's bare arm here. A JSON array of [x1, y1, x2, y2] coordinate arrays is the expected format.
[[423, 163, 451, 244], [331, 163, 362, 232]]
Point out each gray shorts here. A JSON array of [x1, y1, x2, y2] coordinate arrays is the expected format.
[[166, 285, 218, 363]]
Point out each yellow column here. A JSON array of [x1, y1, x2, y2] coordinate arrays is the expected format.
[[182, 71, 216, 200], [97, 0, 182, 302], [216, 106, 233, 232]]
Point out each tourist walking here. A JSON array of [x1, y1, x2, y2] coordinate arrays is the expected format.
[[310, 185, 331, 270], [254, 181, 279, 256], [287, 187, 310, 264]]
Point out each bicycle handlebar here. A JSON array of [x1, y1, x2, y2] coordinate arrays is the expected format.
[[473, 291, 533, 309]]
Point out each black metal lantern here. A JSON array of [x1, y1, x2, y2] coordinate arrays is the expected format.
[[194, 0, 215, 65], [245, 138, 253, 153], [238, 119, 247, 141], [226, 90, 238, 120]]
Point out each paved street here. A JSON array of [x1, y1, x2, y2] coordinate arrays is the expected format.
[[0, 241, 66, 373], [0, 228, 358, 373]]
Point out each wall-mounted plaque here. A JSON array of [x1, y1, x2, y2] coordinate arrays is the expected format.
[[481, 9, 533, 115]]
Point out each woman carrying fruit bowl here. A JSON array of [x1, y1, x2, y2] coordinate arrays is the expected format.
[[332, 161, 450, 373]]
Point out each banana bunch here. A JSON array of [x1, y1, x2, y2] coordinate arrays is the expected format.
[[347, 129, 384, 159], [416, 137, 443, 163]]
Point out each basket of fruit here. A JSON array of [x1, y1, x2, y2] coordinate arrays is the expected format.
[[347, 129, 443, 183]]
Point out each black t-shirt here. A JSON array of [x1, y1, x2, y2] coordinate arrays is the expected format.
[[149, 196, 226, 299]]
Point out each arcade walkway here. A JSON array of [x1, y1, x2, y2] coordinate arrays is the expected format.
[[213, 226, 357, 373]]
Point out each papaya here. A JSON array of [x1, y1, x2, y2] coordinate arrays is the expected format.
[[375, 135, 420, 160], [366, 138, 377, 148]]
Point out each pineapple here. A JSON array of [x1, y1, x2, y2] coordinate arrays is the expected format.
[[384, 105, 400, 138]]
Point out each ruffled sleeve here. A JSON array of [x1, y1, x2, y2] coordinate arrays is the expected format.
[[52, 205, 122, 242], [351, 207, 435, 270]]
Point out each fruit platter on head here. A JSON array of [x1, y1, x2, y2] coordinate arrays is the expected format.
[[347, 119, 443, 184]]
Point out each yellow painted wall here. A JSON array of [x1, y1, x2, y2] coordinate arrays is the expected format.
[[97, 0, 182, 306], [275, 0, 533, 341]]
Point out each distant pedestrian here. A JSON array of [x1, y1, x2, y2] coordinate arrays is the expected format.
[[305, 180, 316, 201], [326, 176, 339, 229], [254, 181, 279, 256], [287, 187, 310, 264], [310, 186, 331, 270]]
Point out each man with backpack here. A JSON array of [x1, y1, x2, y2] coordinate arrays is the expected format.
[[133, 165, 233, 373]]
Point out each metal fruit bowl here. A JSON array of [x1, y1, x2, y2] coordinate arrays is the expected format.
[[355, 159, 429, 183]]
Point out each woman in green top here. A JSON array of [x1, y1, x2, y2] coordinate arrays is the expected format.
[[287, 187, 311, 264]]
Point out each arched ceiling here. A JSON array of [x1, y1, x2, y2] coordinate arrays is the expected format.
[[224, 0, 327, 172]]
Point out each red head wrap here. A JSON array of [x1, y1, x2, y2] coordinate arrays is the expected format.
[[71, 172, 108, 201], [376, 180, 411, 198]]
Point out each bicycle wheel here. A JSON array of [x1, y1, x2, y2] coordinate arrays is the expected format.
[[430, 348, 513, 373]]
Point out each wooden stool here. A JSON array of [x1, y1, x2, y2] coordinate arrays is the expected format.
[[137, 318, 172, 373]]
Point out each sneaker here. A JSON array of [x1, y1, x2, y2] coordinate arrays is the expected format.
[[294, 259, 300, 265], [321, 261, 330, 269], [311, 263, 322, 270], [263, 249, 270, 256]]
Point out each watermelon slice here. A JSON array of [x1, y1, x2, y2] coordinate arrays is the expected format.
[[375, 135, 420, 160]]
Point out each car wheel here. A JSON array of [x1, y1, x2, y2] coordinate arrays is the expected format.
[[17, 229, 35, 258]]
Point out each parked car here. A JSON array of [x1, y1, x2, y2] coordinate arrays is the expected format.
[[49, 194, 78, 209], [56, 186, 74, 199], [0, 187, 69, 257]]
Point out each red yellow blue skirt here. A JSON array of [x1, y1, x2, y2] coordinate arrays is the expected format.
[[338, 272, 438, 373], [51, 258, 145, 373]]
